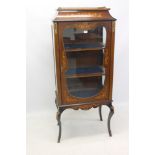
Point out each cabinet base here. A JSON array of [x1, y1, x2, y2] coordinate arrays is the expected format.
[[55, 99, 114, 143]]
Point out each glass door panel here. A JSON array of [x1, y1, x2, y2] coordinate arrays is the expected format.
[[66, 76, 105, 98], [63, 26, 107, 98]]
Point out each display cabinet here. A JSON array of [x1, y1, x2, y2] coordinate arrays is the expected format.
[[52, 7, 116, 142]]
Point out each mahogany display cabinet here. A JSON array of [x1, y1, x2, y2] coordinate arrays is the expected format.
[[52, 7, 116, 143]]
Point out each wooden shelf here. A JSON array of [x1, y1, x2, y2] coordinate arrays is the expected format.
[[69, 87, 101, 92], [64, 42, 105, 52], [65, 72, 105, 78], [65, 66, 105, 78]]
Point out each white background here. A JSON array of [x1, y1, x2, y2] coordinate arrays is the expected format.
[[4, 0, 155, 155], [26, 1, 129, 154], [0, 0, 155, 155], [26, 0, 129, 113]]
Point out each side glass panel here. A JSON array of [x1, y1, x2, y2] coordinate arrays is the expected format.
[[63, 26, 107, 98]]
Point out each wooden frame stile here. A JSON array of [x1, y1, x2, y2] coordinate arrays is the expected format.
[[53, 23, 62, 108], [52, 7, 116, 142], [109, 21, 115, 100]]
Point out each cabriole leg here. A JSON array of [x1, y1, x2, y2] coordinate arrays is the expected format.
[[107, 103, 114, 137], [99, 105, 103, 121], [56, 108, 65, 143]]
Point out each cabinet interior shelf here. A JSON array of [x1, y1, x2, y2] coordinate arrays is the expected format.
[[65, 66, 105, 78], [64, 42, 105, 52]]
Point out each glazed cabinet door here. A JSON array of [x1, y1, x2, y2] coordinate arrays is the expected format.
[[58, 21, 112, 104]]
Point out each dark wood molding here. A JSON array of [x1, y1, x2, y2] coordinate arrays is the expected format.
[[57, 7, 110, 11], [53, 7, 116, 22]]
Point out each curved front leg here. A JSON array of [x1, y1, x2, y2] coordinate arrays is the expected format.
[[107, 103, 114, 137], [56, 108, 65, 143], [99, 105, 103, 121]]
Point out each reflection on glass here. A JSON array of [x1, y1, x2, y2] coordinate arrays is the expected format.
[[63, 26, 106, 98]]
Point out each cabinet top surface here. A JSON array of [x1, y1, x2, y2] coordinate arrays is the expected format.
[[53, 6, 116, 22], [57, 7, 110, 11]]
